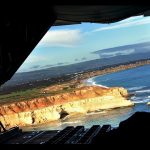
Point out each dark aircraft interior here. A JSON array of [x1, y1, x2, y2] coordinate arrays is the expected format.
[[1, 5, 150, 144]]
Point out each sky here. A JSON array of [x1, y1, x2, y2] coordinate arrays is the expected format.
[[17, 15, 150, 72]]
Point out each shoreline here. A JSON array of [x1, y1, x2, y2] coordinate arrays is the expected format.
[[1, 61, 150, 129], [77, 60, 150, 86], [83, 77, 109, 89], [81, 64, 150, 105], [79, 62, 150, 91]]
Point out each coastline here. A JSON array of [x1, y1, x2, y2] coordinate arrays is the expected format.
[[83, 76, 109, 89], [0, 86, 134, 129], [80, 62, 150, 93], [2, 61, 150, 129], [77, 60, 150, 88]]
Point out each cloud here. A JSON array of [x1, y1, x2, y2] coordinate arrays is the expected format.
[[30, 65, 41, 69], [81, 57, 87, 61], [93, 16, 150, 32], [74, 58, 79, 61], [57, 62, 65, 66], [41, 62, 67, 69], [98, 49, 135, 58], [41, 64, 55, 69], [38, 29, 82, 47], [18, 55, 50, 72], [24, 55, 47, 64]]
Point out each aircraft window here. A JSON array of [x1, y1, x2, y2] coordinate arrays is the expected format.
[[1, 15, 150, 130]]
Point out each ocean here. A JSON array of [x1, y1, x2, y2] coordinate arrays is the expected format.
[[23, 64, 150, 131]]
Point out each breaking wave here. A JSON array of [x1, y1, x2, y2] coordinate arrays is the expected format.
[[127, 86, 146, 91], [86, 77, 108, 88], [62, 121, 81, 125], [131, 96, 150, 103], [132, 99, 150, 104], [135, 89, 150, 93]]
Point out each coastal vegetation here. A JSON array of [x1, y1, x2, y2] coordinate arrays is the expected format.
[[0, 59, 150, 105]]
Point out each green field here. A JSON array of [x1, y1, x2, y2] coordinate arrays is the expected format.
[[0, 85, 77, 105]]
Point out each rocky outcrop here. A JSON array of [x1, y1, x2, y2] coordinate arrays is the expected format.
[[0, 86, 134, 129]]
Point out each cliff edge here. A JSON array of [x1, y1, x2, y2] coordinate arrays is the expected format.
[[0, 86, 134, 129]]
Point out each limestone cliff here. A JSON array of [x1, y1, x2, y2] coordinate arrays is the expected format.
[[0, 86, 134, 129]]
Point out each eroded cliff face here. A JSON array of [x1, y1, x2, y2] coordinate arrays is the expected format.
[[0, 86, 134, 129]]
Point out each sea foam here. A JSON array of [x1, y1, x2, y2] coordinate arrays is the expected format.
[[135, 89, 150, 93], [127, 86, 146, 91], [62, 121, 81, 125], [131, 96, 150, 103], [86, 77, 108, 88], [132, 99, 150, 104]]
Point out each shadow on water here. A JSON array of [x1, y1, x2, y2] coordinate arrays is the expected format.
[[22, 103, 150, 131]]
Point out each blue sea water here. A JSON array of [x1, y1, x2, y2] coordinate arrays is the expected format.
[[23, 64, 150, 131], [90, 64, 150, 104]]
